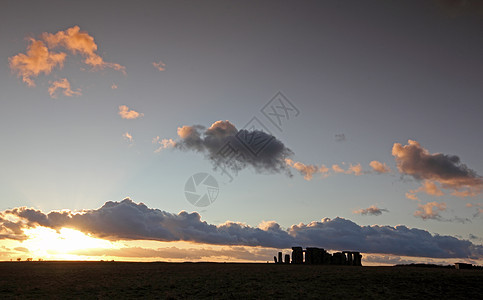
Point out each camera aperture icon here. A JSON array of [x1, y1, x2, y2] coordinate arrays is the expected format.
[[184, 173, 219, 207]]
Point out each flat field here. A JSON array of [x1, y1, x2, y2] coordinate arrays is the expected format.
[[0, 262, 481, 299]]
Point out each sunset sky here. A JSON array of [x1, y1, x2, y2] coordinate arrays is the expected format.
[[1, 0, 482, 265]]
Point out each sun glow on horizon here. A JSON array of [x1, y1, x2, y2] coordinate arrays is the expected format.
[[21, 227, 115, 260]]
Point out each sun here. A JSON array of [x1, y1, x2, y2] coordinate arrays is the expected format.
[[21, 226, 114, 260]]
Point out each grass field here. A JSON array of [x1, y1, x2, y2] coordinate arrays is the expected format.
[[0, 262, 481, 299]]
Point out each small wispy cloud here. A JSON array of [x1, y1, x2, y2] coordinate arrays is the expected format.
[[334, 133, 346, 142], [118, 105, 144, 120], [370, 160, 391, 173], [153, 60, 166, 71], [414, 201, 446, 220], [466, 203, 483, 218], [152, 136, 176, 153], [123, 132, 133, 143], [48, 78, 81, 98], [332, 163, 363, 176], [285, 159, 328, 180], [353, 205, 389, 216], [111, 83, 118, 89], [406, 180, 445, 200]]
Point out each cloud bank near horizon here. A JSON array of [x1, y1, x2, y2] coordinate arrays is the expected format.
[[1, 199, 481, 259]]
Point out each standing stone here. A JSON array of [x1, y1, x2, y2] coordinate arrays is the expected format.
[[285, 254, 290, 264], [291, 247, 303, 264]]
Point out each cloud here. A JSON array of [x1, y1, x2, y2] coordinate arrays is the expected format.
[[347, 163, 363, 176], [42, 26, 125, 73], [9, 38, 66, 87], [406, 180, 445, 200], [152, 136, 176, 153], [405, 192, 419, 200], [1, 199, 482, 259], [418, 181, 444, 196], [466, 203, 483, 218], [331, 164, 345, 173], [175, 120, 293, 175], [285, 159, 328, 180], [370, 161, 391, 173], [353, 205, 389, 216], [123, 132, 133, 143], [392, 140, 483, 197], [111, 83, 118, 89], [334, 133, 345, 142], [14, 247, 30, 253], [153, 61, 166, 71], [10, 26, 125, 92], [118, 105, 144, 120], [331, 163, 363, 176], [48, 78, 81, 98], [414, 201, 446, 220]]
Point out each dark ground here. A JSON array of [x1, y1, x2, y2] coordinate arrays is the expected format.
[[0, 262, 481, 299]]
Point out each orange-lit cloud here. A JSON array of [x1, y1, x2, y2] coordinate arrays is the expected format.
[[9, 38, 66, 87], [10, 26, 125, 93], [285, 159, 328, 180], [370, 160, 391, 173], [111, 83, 118, 89], [347, 163, 363, 176], [392, 140, 483, 197], [152, 136, 176, 153], [118, 105, 144, 119], [48, 78, 81, 98], [332, 163, 363, 176], [332, 164, 345, 173], [123, 132, 133, 143], [42, 26, 125, 73], [406, 180, 445, 200], [153, 60, 166, 71], [405, 192, 419, 201], [414, 201, 446, 220]]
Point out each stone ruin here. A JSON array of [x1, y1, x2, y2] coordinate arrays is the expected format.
[[274, 247, 362, 266]]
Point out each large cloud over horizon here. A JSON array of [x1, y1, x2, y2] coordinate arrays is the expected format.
[[1, 199, 481, 259]]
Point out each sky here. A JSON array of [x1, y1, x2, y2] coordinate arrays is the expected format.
[[0, 0, 482, 265]]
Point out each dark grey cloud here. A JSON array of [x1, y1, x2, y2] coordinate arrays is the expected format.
[[392, 140, 483, 195], [353, 205, 389, 216], [334, 133, 346, 142], [2, 199, 482, 259], [175, 120, 293, 175]]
